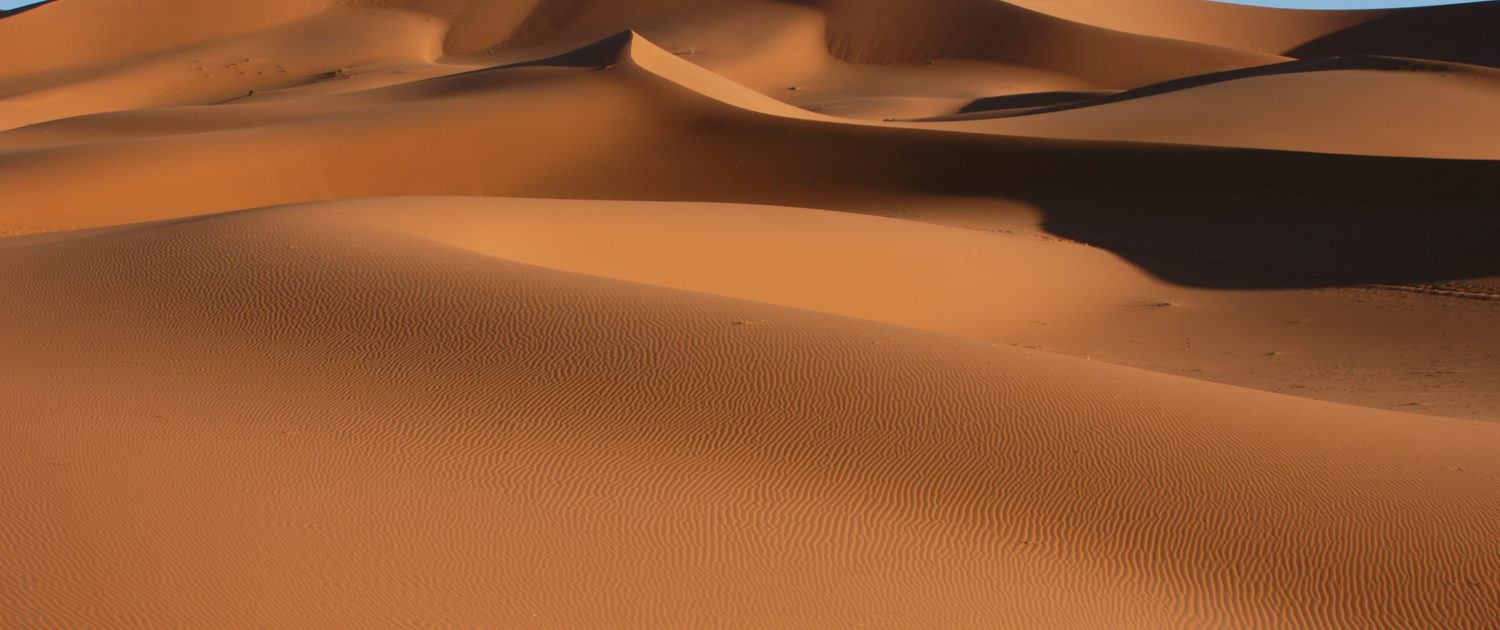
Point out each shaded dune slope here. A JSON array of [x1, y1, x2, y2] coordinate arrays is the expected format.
[[1005, 0, 1500, 70], [1292, 1, 1500, 69], [3, 200, 1498, 628]]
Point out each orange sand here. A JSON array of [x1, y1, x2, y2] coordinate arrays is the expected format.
[[3, 1, 1499, 627]]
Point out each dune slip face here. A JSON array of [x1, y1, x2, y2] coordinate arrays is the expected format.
[[3, 1, 1500, 628]]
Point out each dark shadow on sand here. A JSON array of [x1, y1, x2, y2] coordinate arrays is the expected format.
[[1291, 2, 1500, 70], [927, 56, 1450, 123]]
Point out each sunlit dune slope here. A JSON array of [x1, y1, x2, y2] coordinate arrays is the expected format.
[[364, 196, 1500, 420], [3, 199, 1498, 628]]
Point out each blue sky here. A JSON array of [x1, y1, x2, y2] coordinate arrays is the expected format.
[[0, 0, 1491, 9]]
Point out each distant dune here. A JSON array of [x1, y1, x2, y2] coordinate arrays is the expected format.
[[3, 1, 1498, 628]]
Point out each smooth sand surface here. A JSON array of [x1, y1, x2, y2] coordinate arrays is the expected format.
[[918, 57, 1500, 159], [3, 1, 1499, 628]]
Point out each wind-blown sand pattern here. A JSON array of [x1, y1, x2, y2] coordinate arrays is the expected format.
[[3, 1, 1499, 628]]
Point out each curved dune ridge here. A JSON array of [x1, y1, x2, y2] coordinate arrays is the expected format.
[[3, 1, 1500, 628]]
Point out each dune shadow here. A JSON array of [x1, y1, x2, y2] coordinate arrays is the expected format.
[[989, 147, 1500, 290], [508, 64, 1499, 292], [930, 56, 1449, 123], [775, 120, 1500, 290], [938, 91, 1117, 119], [501, 31, 637, 70], [436, 30, 1500, 293], [1291, 2, 1500, 70]]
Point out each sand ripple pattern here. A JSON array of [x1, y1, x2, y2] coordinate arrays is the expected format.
[[3, 204, 1498, 628]]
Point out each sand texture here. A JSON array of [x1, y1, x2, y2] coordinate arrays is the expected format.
[[3, 1, 1500, 628]]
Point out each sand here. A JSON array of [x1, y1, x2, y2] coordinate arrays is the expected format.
[[3, 1, 1499, 628]]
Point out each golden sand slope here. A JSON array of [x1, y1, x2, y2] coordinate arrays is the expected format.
[[3, 1, 1500, 628], [367, 197, 1500, 419], [4, 199, 1499, 628]]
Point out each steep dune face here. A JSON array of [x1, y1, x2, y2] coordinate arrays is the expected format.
[[3, 200, 1499, 628], [4, 0, 1500, 628]]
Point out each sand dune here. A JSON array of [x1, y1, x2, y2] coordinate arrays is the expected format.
[[1004, 0, 1383, 53], [921, 55, 1500, 158], [4, 199, 1499, 628], [4, 0, 1500, 627], [368, 196, 1500, 420], [3, 29, 1497, 288], [1291, 1, 1500, 69]]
